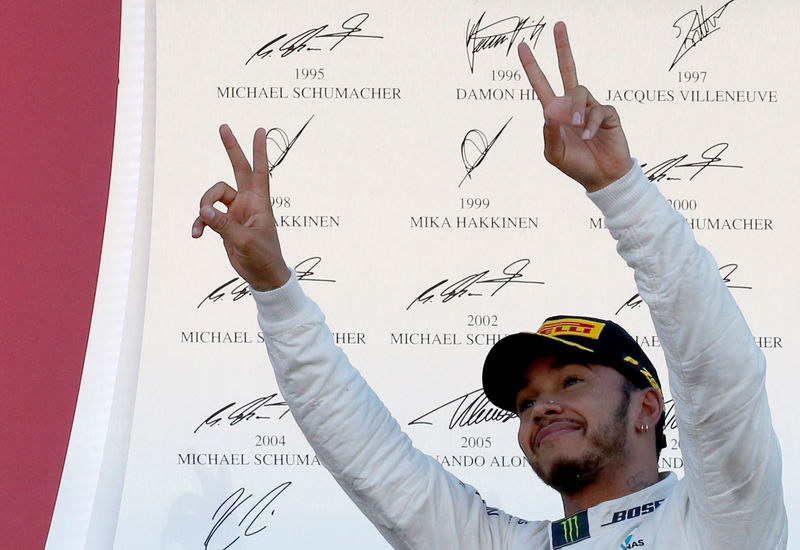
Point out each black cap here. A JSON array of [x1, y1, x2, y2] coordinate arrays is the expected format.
[[482, 315, 662, 412]]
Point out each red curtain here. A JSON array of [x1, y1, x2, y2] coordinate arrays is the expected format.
[[0, 3, 121, 548]]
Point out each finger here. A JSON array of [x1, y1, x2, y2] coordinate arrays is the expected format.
[[199, 181, 237, 209], [251, 127, 270, 196], [554, 21, 578, 92], [191, 215, 205, 238], [198, 204, 238, 239], [583, 104, 617, 140], [194, 181, 238, 237], [568, 85, 590, 128], [219, 124, 253, 190], [518, 42, 556, 105]]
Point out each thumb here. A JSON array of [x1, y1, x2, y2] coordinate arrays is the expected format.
[[199, 205, 235, 238]]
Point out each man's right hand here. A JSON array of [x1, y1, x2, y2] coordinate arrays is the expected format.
[[518, 22, 633, 192], [191, 124, 291, 291]]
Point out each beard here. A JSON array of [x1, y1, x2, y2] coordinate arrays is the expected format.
[[530, 389, 631, 495]]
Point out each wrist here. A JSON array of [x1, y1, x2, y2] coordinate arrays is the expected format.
[[249, 262, 292, 292], [583, 157, 634, 193]]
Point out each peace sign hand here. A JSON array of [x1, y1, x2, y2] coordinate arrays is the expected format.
[[519, 22, 633, 191], [191, 125, 291, 291]]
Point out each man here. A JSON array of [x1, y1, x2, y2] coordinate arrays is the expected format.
[[192, 22, 786, 549]]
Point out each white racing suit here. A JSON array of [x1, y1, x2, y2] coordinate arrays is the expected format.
[[254, 164, 787, 549]]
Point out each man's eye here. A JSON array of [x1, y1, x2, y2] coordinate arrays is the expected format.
[[563, 376, 582, 387], [517, 399, 535, 413]]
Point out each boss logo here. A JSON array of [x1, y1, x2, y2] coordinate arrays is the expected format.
[[601, 499, 664, 527]]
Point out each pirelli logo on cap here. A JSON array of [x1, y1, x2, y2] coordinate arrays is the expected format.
[[538, 318, 605, 340]]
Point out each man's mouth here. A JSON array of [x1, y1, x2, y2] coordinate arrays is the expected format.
[[534, 421, 583, 449]]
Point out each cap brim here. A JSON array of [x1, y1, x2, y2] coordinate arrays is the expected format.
[[482, 332, 600, 412]]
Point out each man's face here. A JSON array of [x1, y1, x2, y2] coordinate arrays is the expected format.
[[515, 355, 632, 494]]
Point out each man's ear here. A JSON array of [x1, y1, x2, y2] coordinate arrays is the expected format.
[[634, 387, 663, 428]]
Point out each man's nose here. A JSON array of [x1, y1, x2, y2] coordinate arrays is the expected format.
[[533, 397, 563, 421]]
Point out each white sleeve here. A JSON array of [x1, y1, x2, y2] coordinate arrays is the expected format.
[[589, 163, 787, 549], [252, 274, 549, 550]]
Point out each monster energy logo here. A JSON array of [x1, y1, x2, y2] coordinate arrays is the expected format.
[[552, 510, 590, 548], [562, 515, 579, 542]]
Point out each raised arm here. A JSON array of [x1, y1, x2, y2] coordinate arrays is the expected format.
[[519, 22, 786, 548], [192, 126, 549, 548]]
